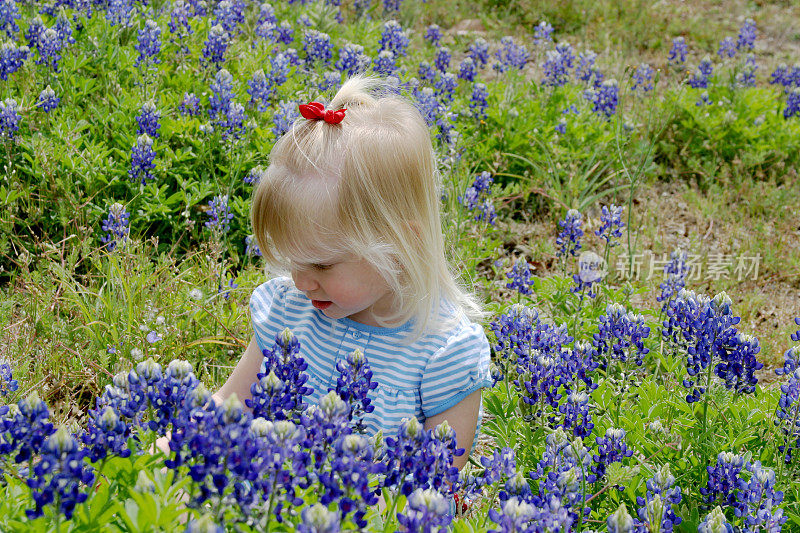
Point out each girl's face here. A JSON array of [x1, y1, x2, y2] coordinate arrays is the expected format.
[[290, 254, 396, 327]]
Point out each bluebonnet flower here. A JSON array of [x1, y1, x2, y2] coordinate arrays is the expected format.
[[737, 461, 786, 531], [701, 451, 748, 510], [135, 19, 161, 67], [592, 428, 633, 479], [258, 2, 277, 25], [459, 171, 495, 224], [558, 390, 594, 438], [353, 0, 371, 16], [668, 37, 688, 65], [534, 20, 554, 45], [635, 464, 683, 532], [220, 103, 246, 140], [297, 504, 340, 533], [506, 257, 533, 296], [255, 19, 277, 42], [204, 195, 234, 233], [737, 54, 757, 87], [457, 57, 477, 82], [202, 24, 229, 67], [374, 50, 397, 76], [379, 20, 408, 57], [37, 85, 60, 113], [168, 0, 193, 39], [247, 69, 273, 112], [656, 249, 689, 310], [25, 16, 44, 50], [434, 46, 451, 73], [218, 276, 238, 301], [434, 72, 458, 102], [336, 43, 369, 76], [383, 0, 402, 13], [555, 209, 583, 259], [79, 405, 131, 462], [179, 92, 201, 116], [554, 118, 566, 134], [186, 516, 225, 533], [697, 90, 712, 106], [101, 203, 130, 251], [494, 36, 528, 73], [607, 503, 635, 533], [774, 350, 800, 464], [737, 18, 757, 51], [593, 303, 651, 367], [574, 50, 598, 83], [1, 391, 55, 465], [542, 44, 575, 86], [718, 36, 737, 59], [397, 488, 452, 532], [270, 52, 292, 86], [632, 63, 655, 93], [136, 101, 161, 138], [334, 349, 378, 434], [209, 68, 234, 120], [106, 0, 133, 27], [382, 418, 463, 497], [244, 166, 266, 185], [0, 42, 28, 81], [417, 60, 436, 82], [468, 37, 489, 68], [248, 328, 313, 421], [424, 24, 442, 46], [36, 28, 63, 71], [0, 97, 20, 140], [212, 0, 244, 34], [129, 134, 156, 185], [303, 29, 333, 66], [25, 427, 95, 520], [698, 507, 732, 533], [689, 57, 714, 88], [0, 0, 21, 37], [665, 290, 762, 402], [585, 79, 619, 118], [276, 20, 294, 45], [245, 235, 262, 257], [272, 100, 298, 137], [783, 87, 800, 120], [470, 82, 489, 118], [0, 356, 18, 397], [146, 330, 161, 344], [595, 204, 625, 245], [793, 317, 800, 342]]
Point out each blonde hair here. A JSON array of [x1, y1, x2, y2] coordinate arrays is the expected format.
[[251, 75, 482, 340]]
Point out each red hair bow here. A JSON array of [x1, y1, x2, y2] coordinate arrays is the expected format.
[[298, 101, 347, 125]]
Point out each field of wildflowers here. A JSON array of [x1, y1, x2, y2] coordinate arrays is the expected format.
[[2, 0, 800, 531]]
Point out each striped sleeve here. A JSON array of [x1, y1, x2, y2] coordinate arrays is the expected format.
[[249, 277, 291, 353], [419, 322, 492, 418]]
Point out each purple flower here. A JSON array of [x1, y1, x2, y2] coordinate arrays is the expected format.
[[434, 46, 451, 73], [635, 464, 683, 532], [457, 57, 477, 82], [424, 24, 442, 46], [494, 36, 528, 73], [542, 43, 575, 86], [434, 72, 457, 102], [272, 100, 298, 137], [136, 101, 161, 138], [303, 29, 333, 66], [168, 0, 193, 39], [0, 42, 28, 81], [333, 349, 378, 434], [534, 20, 554, 45], [736, 18, 757, 51], [555, 209, 583, 259], [459, 171, 495, 225], [784, 87, 800, 120], [0, 97, 20, 139], [374, 50, 397, 76], [202, 25, 229, 67], [506, 257, 533, 296], [575, 50, 599, 83], [0, 355, 18, 397], [78, 405, 131, 463], [689, 57, 714, 88], [585, 79, 619, 118], [378, 20, 409, 57], [592, 428, 633, 479], [383, 0, 402, 13], [37, 85, 60, 113], [179, 92, 201, 116], [397, 488, 453, 532], [718, 36, 737, 59], [212, 0, 245, 34], [592, 303, 651, 367], [656, 249, 689, 310], [129, 134, 156, 185], [204, 195, 234, 233], [470, 82, 489, 118], [468, 38, 489, 68], [417, 60, 436, 82], [276, 20, 294, 44], [270, 52, 292, 86], [101, 202, 130, 251], [146, 330, 161, 343], [209, 68, 234, 120], [297, 504, 340, 533], [1, 392, 55, 466], [737, 54, 757, 87], [36, 28, 63, 72], [336, 43, 369, 76], [106, 0, 133, 27], [245, 234, 262, 257], [698, 507, 732, 533], [135, 19, 161, 67], [668, 37, 688, 65], [0, 0, 21, 38], [595, 204, 625, 244], [632, 63, 655, 93], [247, 69, 273, 112]]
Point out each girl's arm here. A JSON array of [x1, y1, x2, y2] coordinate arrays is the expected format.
[[423, 389, 482, 470]]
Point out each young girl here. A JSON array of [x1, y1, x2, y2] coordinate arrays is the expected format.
[[211, 75, 492, 468]]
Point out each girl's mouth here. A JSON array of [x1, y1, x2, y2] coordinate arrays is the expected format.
[[312, 300, 332, 310]]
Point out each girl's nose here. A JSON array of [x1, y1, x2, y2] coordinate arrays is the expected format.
[[292, 268, 318, 292]]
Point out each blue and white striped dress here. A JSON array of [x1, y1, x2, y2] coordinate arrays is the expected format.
[[250, 277, 493, 439]]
